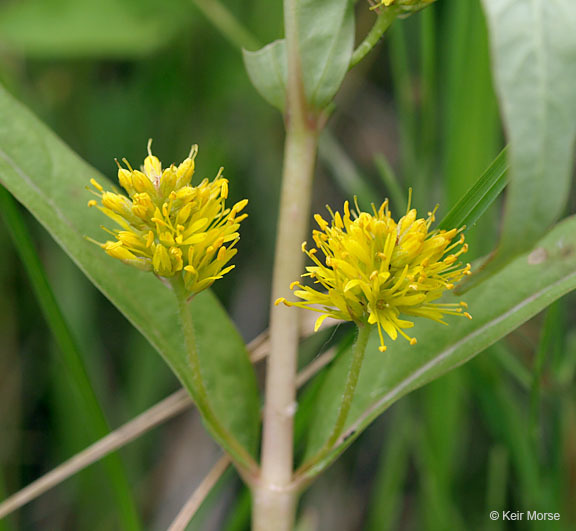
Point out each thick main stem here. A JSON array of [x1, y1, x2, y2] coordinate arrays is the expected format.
[[255, 125, 318, 530], [255, 0, 319, 527]]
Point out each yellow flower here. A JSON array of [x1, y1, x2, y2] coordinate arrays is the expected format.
[[88, 141, 247, 296], [276, 198, 471, 352]]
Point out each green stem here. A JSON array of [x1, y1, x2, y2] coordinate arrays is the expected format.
[[254, 125, 318, 531], [298, 324, 371, 475], [253, 0, 319, 528], [171, 276, 258, 477], [349, 9, 397, 69], [192, 0, 261, 51]]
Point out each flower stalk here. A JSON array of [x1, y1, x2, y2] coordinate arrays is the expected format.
[[350, 9, 398, 69], [171, 275, 258, 476], [298, 323, 372, 475]]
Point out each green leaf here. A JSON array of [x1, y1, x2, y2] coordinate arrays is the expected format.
[[298, 0, 355, 109], [481, 0, 576, 258], [0, 0, 191, 58], [437, 147, 508, 232], [299, 214, 576, 474], [243, 40, 287, 111], [0, 85, 260, 460], [442, 0, 500, 210], [243, 0, 354, 111]]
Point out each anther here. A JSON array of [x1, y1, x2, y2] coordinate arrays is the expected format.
[[90, 179, 103, 192]]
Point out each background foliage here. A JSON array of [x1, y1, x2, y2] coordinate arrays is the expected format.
[[0, 0, 574, 529]]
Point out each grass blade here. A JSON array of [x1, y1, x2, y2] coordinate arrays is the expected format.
[[365, 403, 412, 531], [319, 131, 379, 210], [472, 357, 543, 514], [373, 154, 407, 215], [485, 444, 509, 531], [530, 302, 561, 452], [0, 187, 141, 529], [437, 147, 508, 232]]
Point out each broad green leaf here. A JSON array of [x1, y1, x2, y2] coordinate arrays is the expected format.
[[243, 40, 287, 111], [243, 0, 354, 111], [0, 0, 191, 58], [0, 85, 260, 461], [437, 147, 508, 232], [300, 214, 576, 474], [481, 0, 576, 259]]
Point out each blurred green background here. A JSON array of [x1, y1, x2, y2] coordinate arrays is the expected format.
[[0, 0, 574, 529]]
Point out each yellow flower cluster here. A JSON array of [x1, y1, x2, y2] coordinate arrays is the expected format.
[[277, 199, 472, 352], [88, 142, 247, 296]]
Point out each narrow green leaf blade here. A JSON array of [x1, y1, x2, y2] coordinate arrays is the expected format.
[[0, 85, 260, 460], [481, 0, 576, 258], [300, 215, 576, 473], [437, 147, 508, 232], [0, 189, 140, 528]]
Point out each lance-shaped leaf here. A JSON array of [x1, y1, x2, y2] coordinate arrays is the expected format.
[[0, 85, 260, 462], [300, 214, 576, 475], [481, 0, 576, 260]]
